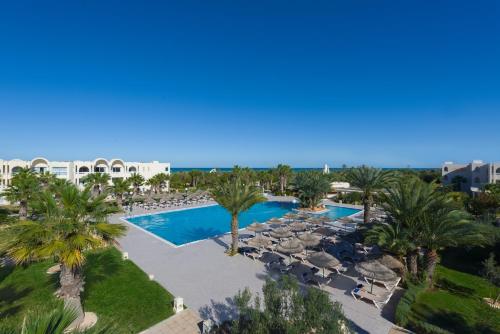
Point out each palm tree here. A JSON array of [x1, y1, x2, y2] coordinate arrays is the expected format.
[[2, 184, 126, 327], [146, 173, 169, 194], [375, 177, 439, 277], [37, 171, 57, 190], [2, 167, 40, 220], [211, 177, 266, 255], [188, 170, 203, 188], [111, 178, 130, 207], [293, 171, 331, 210], [275, 164, 292, 195], [128, 173, 145, 195], [347, 166, 391, 223], [81, 173, 110, 196], [418, 201, 484, 286]]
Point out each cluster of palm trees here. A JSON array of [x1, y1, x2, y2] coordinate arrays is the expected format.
[[365, 175, 486, 285], [0, 168, 126, 329]]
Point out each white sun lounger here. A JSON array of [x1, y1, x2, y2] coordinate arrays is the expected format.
[[351, 288, 394, 309]]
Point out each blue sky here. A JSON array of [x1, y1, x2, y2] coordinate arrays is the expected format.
[[1, 1, 499, 168]]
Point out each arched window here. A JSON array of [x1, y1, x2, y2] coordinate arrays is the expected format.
[[474, 177, 481, 184], [496, 167, 500, 174], [443, 166, 448, 172], [79, 166, 90, 173], [128, 166, 137, 172], [11, 166, 23, 175]]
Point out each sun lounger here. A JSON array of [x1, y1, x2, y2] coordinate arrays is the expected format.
[[363, 276, 401, 291], [351, 288, 394, 309], [244, 250, 262, 261]]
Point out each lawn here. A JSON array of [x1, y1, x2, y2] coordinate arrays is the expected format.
[[0, 247, 174, 333], [402, 265, 500, 334]]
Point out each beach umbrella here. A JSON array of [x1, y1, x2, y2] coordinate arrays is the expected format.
[[283, 213, 299, 221], [277, 238, 304, 262], [297, 232, 321, 254], [312, 227, 335, 237], [355, 259, 397, 293], [377, 254, 404, 272], [308, 251, 340, 277], [270, 227, 293, 239], [246, 222, 267, 235], [290, 222, 307, 232], [247, 235, 272, 249], [266, 218, 283, 228]]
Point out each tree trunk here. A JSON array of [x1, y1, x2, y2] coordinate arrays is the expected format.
[[363, 199, 370, 223], [230, 214, 239, 255], [280, 177, 285, 195], [116, 195, 123, 207], [407, 250, 418, 278], [19, 200, 28, 220], [425, 249, 439, 287], [58, 265, 84, 329]]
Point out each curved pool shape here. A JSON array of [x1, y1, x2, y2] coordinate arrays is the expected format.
[[125, 202, 360, 246]]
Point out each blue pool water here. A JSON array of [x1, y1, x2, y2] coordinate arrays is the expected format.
[[126, 202, 360, 246]]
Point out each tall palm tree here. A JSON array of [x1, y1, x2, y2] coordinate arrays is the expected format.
[[347, 166, 391, 223], [2, 167, 40, 220], [81, 173, 110, 196], [375, 177, 439, 277], [418, 201, 484, 286], [110, 178, 130, 207], [128, 173, 145, 195], [211, 177, 266, 255], [2, 184, 126, 327], [275, 164, 292, 195], [37, 171, 57, 190]]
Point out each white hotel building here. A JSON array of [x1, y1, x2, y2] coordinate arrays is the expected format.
[[0, 157, 170, 201]]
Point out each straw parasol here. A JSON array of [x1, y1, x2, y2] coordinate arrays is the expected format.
[[277, 238, 304, 262], [246, 222, 267, 235], [377, 254, 405, 272], [312, 227, 335, 237], [266, 218, 283, 228], [355, 259, 398, 293], [308, 251, 340, 277], [270, 227, 293, 239], [290, 222, 307, 232], [297, 232, 321, 254], [283, 213, 299, 220], [247, 235, 272, 249]]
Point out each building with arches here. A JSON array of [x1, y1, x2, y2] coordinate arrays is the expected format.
[[0, 157, 170, 201], [442, 160, 500, 193]]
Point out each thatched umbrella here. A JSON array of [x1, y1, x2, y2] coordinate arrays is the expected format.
[[266, 218, 283, 228], [297, 232, 321, 255], [247, 235, 272, 249], [290, 222, 307, 233], [283, 213, 299, 221], [270, 227, 293, 239], [308, 251, 341, 277], [312, 227, 335, 237], [355, 259, 397, 293], [246, 222, 267, 235], [377, 254, 404, 272], [277, 238, 304, 262]]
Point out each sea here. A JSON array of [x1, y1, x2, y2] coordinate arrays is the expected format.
[[171, 167, 436, 173]]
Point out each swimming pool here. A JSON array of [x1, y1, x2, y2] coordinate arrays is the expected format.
[[125, 202, 360, 246]]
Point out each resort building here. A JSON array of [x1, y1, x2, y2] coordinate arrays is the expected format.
[[0, 157, 170, 202], [442, 160, 500, 193]]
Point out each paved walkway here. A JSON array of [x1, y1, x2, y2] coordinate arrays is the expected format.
[[140, 309, 202, 334], [112, 201, 395, 334]]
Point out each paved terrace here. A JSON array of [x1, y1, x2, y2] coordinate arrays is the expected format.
[[111, 198, 396, 334]]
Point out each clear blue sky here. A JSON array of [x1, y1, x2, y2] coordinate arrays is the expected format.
[[1, 1, 499, 168]]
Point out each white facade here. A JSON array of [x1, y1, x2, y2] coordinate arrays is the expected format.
[[442, 160, 500, 193], [0, 157, 170, 198]]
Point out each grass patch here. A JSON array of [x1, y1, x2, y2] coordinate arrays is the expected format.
[[0, 248, 174, 333], [82, 248, 174, 333], [397, 265, 500, 334], [0, 260, 61, 328]]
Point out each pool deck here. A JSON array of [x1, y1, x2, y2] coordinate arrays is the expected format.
[[111, 197, 395, 334]]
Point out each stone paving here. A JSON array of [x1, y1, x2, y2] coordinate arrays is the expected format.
[[111, 199, 396, 334], [140, 309, 202, 334]]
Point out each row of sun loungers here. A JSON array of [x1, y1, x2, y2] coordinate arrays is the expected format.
[[129, 195, 213, 211]]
